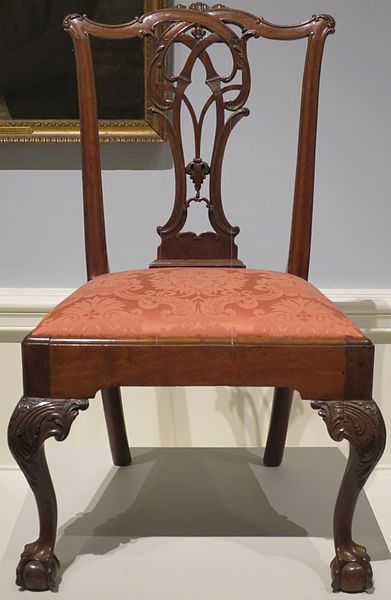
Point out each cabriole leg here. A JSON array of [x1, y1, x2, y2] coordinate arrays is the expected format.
[[7, 396, 89, 591], [312, 400, 386, 593]]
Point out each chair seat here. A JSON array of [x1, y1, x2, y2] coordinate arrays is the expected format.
[[31, 268, 364, 343]]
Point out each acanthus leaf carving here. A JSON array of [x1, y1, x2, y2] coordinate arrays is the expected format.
[[8, 397, 89, 488], [311, 400, 385, 488]]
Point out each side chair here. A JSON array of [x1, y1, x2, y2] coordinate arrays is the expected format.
[[8, 3, 386, 594]]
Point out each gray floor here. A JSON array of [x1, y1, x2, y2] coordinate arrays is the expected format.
[[0, 447, 390, 599]]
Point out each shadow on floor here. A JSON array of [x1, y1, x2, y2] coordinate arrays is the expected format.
[[54, 447, 390, 578]]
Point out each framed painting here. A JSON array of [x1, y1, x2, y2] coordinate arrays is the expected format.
[[0, 0, 167, 143]]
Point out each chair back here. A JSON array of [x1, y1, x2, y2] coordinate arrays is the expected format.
[[64, 3, 335, 278]]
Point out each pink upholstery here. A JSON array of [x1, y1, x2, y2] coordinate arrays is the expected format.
[[31, 268, 364, 342]]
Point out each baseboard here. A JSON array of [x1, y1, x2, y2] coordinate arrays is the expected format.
[[1, 462, 391, 471], [0, 287, 390, 343], [322, 288, 391, 343], [0, 288, 72, 342]]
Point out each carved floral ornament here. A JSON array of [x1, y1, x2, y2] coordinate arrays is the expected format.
[[176, 3, 228, 11]]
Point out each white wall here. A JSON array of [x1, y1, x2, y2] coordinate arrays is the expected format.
[[1, 2, 391, 467], [1, 0, 391, 288]]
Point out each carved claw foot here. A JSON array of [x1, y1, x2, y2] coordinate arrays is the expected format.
[[16, 542, 60, 591], [312, 400, 386, 593], [331, 545, 373, 593], [8, 397, 89, 591]]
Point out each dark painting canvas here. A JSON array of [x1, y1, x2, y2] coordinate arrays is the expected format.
[[0, 0, 145, 120]]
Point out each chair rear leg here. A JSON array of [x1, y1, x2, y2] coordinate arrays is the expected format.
[[102, 387, 132, 466], [263, 387, 293, 467]]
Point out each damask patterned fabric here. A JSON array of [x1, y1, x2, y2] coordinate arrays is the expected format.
[[31, 268, 364, 342]]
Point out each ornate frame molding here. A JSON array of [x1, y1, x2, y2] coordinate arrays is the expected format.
[[0, 0, 167, 144]]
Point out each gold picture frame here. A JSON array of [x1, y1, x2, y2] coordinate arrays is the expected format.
[[0, 0, 166, 143]]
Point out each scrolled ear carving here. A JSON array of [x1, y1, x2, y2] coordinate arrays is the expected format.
[[63, 14, 89, 39], [313, 14, 336, 33]]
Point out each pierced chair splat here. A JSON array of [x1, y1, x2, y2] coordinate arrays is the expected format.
[[7, 3, 385, 594]]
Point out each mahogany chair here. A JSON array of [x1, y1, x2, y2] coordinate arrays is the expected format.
[[8, 3, 386, 594]]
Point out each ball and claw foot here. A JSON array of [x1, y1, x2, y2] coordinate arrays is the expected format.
[[16, 542, 60, 591], [331, 544, 373, 593]]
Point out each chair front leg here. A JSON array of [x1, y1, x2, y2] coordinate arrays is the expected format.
[[312, 400, 386, 593], [7, 396, 89, 591]]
